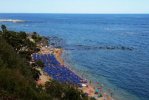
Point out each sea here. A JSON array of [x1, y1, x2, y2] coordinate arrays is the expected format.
[[0, 14, 149, 100]]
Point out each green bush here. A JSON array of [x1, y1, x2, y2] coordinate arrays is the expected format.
[[45, 80, 88, 100]]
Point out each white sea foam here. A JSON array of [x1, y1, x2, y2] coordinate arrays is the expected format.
[[0, 19, 26, 23]]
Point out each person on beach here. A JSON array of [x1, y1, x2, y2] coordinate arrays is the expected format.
[[108, 88, 113, 98], [89, 80, 92, 84], [110, 92, 113, 97]]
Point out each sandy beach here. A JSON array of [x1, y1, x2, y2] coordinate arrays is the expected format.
[[36, 68, 51, 86], [54, 48, 65, 66], [35, 46, 114, 100]]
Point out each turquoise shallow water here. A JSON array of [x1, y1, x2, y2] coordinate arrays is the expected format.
[[0, 14, 149, 100]]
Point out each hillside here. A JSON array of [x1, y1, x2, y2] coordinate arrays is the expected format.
[[0, 25, 91, 100]]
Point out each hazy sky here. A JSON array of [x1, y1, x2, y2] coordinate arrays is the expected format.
[[0, 0, 149, 13]]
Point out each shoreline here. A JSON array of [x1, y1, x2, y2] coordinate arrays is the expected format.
[[34, 45, 114, 100], [62, 50, 115, 100]]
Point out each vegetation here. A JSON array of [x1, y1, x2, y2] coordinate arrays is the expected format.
[[0, 25, 90, 100], [32, 32, 42, 42], [0, 34, 50, 100], [45, 80, 88, 100], [35, 60, 45, 68]]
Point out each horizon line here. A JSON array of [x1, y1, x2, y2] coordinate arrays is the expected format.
[[0, 12, 149, 14]]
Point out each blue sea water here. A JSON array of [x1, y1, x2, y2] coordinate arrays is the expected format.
[[0, 14, 149, 100]]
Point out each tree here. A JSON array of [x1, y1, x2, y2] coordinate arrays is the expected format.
[[19, 31, 27, 39], [0, 31, 2, 36], [31, 68, 41, 81], [35, 60, 44, 68], [45, 81, 88, 100], [1, 25, 7, 33], [32, 32, 42, 42]]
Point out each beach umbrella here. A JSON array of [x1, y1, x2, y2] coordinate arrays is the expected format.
[[82, 84, 87, 87], [95, 88, 99, 94]]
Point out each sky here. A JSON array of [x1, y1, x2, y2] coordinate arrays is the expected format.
[[0, 0, 149, 14]]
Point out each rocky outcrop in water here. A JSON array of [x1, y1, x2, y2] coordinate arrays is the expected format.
[[65, 44, 134, 51]]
